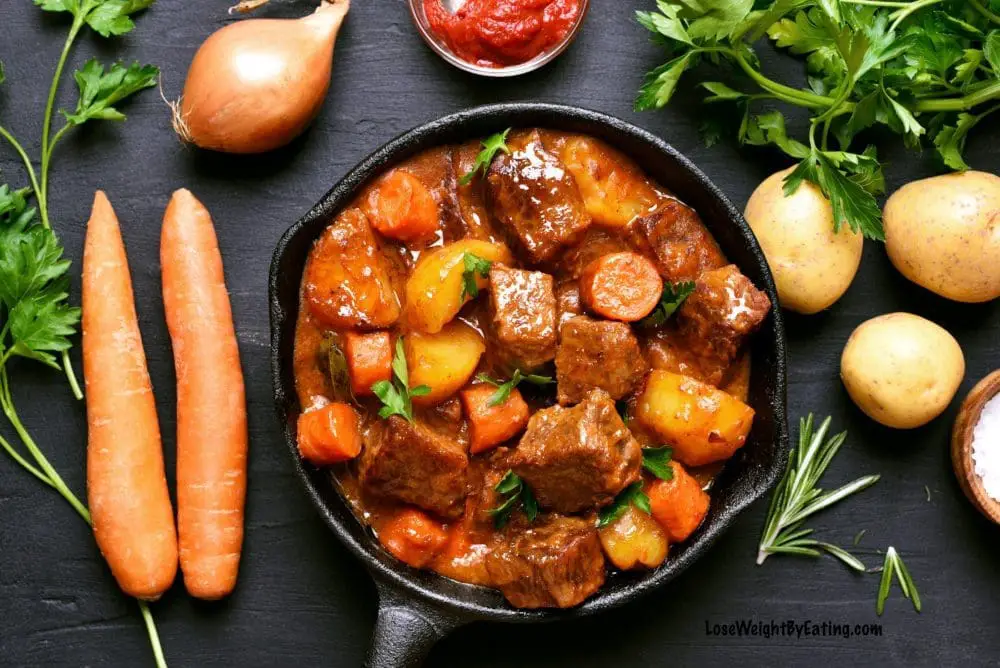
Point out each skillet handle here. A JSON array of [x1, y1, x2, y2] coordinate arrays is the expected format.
[[364, 581, 464, 668]]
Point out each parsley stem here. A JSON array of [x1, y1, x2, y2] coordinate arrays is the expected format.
[[0, 125, 43, 200], [888, 0, 946, 31], [970, 0, 1000, 26], [841, 0, 909, 6], [731, 49, 841, 111], [139, 601, 168, 668], [915, 79, 1000, 112], [0, 430, 54, 488], [62, 351, 83, 400]]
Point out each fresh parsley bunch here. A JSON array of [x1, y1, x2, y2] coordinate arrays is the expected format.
[[636, 0, 1000, 240]]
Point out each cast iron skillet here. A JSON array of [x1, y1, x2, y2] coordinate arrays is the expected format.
[[269, 103, 789, 667]]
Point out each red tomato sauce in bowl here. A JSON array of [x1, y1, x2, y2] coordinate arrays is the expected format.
[[423, 0, 583, 68]]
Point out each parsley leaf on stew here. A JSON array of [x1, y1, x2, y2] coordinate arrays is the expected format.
[[642, 447, 674, 481], [489, 470, 538, 528], [371, 338, 429, 423], [459, 128, 511, 186], [640, 281, 696, 328], [460, 252, 493, 300], [598, 481, 650, 528], [476, 369, 554, 407]]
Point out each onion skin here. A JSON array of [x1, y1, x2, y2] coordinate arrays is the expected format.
[[176, 0, 349, 154]]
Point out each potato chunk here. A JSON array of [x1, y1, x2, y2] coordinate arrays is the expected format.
[[598, 504, 668, 570], [635, 370, 754, 467], [561, 136, 660, 228], [405, 239, 513, 333], [405, 321, 485, 406]]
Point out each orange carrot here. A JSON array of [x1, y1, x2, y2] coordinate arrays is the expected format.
[[377, 508, 448, 568], [161, 188, 247, 600], [460, 384, 530, 454], [297, 402, 362, 465], [580, 251, 663, 322], [343, 331, 393, 396], [83, 191, 177, 600], [364, 170, 440, 242], [648, 461, 710, 543]]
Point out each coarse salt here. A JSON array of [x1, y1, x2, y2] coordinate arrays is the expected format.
[[971, 393, 1000, 503]]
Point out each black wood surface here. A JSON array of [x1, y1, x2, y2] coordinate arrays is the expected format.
[[1, 1, 999, 666]]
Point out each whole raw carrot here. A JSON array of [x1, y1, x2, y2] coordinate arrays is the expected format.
[[161, 189, 247, 600], [83, 191, 178, 600]]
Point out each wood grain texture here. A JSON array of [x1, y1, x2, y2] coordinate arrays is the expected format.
[[1, 0, 999, 666]]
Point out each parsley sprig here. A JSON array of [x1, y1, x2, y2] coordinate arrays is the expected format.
[[641, 446, 674, 481], [757, 415, 879, 572], [459, 128, 512, 186], [371, 338, 431, 423], [460, 252, 492, 300], [476, 369, 555, 407], [639, 280, 696, 328], [598, 481, 651, 528], [637, 0, 1000, 239], [876, 546, 921, 615], [489, 470, 539, 528]]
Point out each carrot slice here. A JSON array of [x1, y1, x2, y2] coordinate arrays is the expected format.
[[364, 170, 440, 242], [83, 191, 178, 601], [580, 251, 663, 322], [460, 384, 530, 454], [297, 402, 362, 465], [161, 189, 248, 600], [343, 331, 393, 396], [648, 461, 710, 543], [377, 507, 449, 568]]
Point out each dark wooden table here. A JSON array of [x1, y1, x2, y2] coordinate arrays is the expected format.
[[2, 1, 1000, 666]]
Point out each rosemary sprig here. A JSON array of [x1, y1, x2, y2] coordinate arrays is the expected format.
[[876, 546, 921, 615], [757, 414, 880, 571]]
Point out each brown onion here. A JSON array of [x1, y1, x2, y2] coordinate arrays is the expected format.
[[172, 0, 350, 154]]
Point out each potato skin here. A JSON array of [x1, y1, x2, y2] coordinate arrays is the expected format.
[[840, 313, 965, 429], [883, 170, 1000, 303], [744, 167, 863, 314]]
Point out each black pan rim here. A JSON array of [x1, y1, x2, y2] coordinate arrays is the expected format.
[[269, 102, 789, 623]]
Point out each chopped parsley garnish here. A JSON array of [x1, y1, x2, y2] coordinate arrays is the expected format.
[[476, 369, 554, 407], [460, 252, 492, 300], [489, 470, 538, 529], [371, 338, 430, 423], [598, 481, 651, 528], [459, 128, 511, 186], [640, 281, 696, 328], [641, 446, 674, 481]]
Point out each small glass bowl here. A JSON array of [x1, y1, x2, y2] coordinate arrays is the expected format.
[[408, 0, 590, 78]]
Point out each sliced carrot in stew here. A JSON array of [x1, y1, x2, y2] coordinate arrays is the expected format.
[[579, 252, 663, 322], [648, 461, 710, 543], [297, 403, 362, 466], [343, 331, 393, 396], [364, 170, 440, 242], [460, 384, 530, 454], [378, 508, 449, 568]]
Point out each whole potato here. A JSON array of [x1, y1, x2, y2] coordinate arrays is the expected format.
[[840, 313, 964, 429], [745, 167, 863, 314], [883, 170, 1000, 303]]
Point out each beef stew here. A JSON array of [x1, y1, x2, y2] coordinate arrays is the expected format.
[[292, 128, 771, 610]]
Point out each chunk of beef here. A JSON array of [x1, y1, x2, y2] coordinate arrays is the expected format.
[[554, 280, 582, 328], [304, 208, 401, 329], [485, 514, 605, 609], [510, 389, 641, 513], [486, 130, 591, 263], [631, 198, 726, 282], [359, 416, 468, 519], [643, 330, 729, 387], [676, 264, 771, 370], [555, 316, 648, 405], [559, 226, 633, 279], [488, 264, 557, 370]]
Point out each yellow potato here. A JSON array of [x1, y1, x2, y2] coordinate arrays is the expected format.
[[883, 170, 1000, 303], [744, 167, 863, 314], [561, 136, 660, 227], [840, 313, 965, 429], [405, 239, 513, 333], [598, 504, 668, 570], [405, 321, 485, 406]]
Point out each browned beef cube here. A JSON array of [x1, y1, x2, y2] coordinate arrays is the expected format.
[[485, 514, 606, 608], [677, 264, 771, 370], [631, 198, 726, 282], [510, 389, 641, 513], [488, 264, 557, 370], [487, 130, 591, 263], [554, 280, 582, 328], [555, 316, 648, 405], [359, 416, 468, 518]]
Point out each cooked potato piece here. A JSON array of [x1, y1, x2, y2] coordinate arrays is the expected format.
[[405, 240, 513, 333], [884, 170, 1000, 303], [635, 370, 754, 467], [840, 312, 964, 429], [406, 321, 486, 406], [561, 137, 660, 228], [598, 504, 668, 570]]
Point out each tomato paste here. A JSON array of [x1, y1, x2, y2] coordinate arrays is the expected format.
[[423, 0, 583, 68]]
